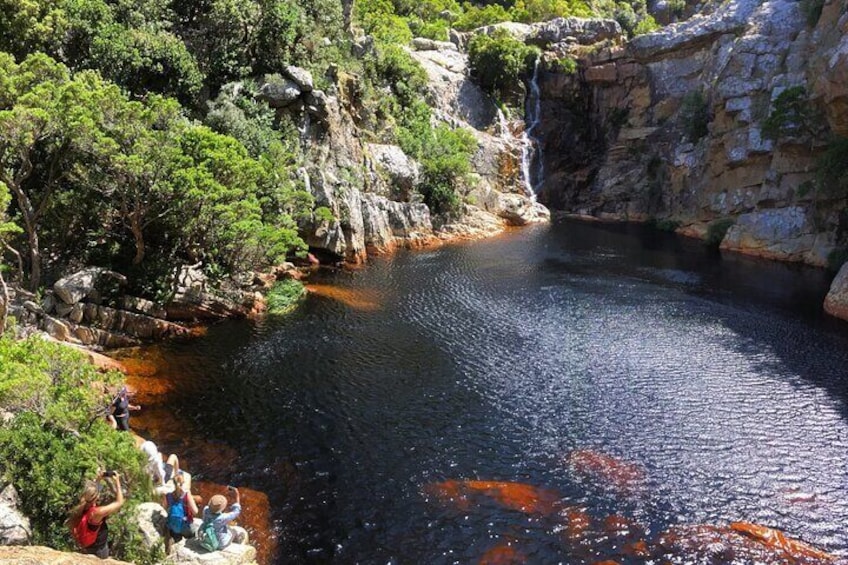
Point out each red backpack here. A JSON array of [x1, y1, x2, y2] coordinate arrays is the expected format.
[[71, 506, 100, 548]]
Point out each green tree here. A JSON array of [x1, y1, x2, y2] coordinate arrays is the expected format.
[[467, 29, 539, 99]]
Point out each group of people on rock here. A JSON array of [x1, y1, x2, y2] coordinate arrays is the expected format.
[[65, 386, 247, 559]]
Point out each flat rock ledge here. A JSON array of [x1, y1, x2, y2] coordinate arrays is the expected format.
[[0, 546, 131, 564]]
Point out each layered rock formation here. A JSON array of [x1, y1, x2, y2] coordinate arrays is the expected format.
[[260, 44, 549, 265], [521, 3, 847, 271]]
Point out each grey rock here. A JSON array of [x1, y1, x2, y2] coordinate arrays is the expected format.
[[412, 37, 457, 51], [53, 267, 118, 305], [22, 301, 42, 315], [284, 65, 313, 92], [42, 316, 72, 342], [527, 17, 622, 47], [473, 22, 534, 42], [825, 261, 848, 321], [367, 144, 420, 199], [0, 484, 32, 545], [256, 77, 302, 108]]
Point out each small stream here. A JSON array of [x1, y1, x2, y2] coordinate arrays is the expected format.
[[125, 220, 848, 564]]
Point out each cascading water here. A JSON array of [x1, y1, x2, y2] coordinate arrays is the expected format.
[[520, 59, 544, 197]]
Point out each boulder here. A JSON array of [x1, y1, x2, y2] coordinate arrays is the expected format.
[[53, 267, 126, 305], [412, 37, 457, 51], [283, 65, 313, 92], [527, 17, 622, 47], [495, 193, 551, 226], [0, 546, 130, 564], [0, 484, 31, 545], [256, 78, 302, 108], [304, 90, 330, 120], [473, 22, 533, 41], [720, 207, 831, 265], [135, 502, 167, 550], [42, 316, 73, 342], [360, 193, 434, 253], [168, 535, 256, 565], [367, 144, 420, 199], [824, 261, 848, 321], [120, 296, 168, 319]]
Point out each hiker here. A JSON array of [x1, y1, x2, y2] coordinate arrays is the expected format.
[[163, 473, 199, 552], [199, 486, 248, 551], [67, 472, 125, 559], [140, 440, 181, 494], [109, 386, 140, 431]]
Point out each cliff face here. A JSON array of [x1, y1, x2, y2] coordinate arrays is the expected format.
[[530, 0, 848, 267], [273, 43, 549, 265]]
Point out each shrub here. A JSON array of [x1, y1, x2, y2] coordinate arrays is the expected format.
[[454, 4, 512, 30], [762, 86, 816, 140], [313, 206, 335, 224], [633, 14, 660, 35], [266, 278, 306, 314], [815, 136, 848, 198], [705, 218, 735, 247], [0, 336, 154, 560], [554, 56, 578, 74], [467, 29, 540, 98], [418, 125, 478, 216], [680, 89, 710, 142]]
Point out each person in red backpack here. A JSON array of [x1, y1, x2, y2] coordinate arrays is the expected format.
[[67, 472, 125, 558]]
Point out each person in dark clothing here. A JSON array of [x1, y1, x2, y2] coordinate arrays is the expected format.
[[109, 386, 140, 431], [67, 472, 125, 559]]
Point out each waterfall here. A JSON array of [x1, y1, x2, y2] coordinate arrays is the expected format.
[[520, 59, 544, 197]]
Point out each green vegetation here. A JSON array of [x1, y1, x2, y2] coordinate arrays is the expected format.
[[0, 52, 311, 295], [800, 0, 825, 26], [0, 336, 156, 560], [680, 89, 710, 143], [762, 86, 820, 140], [554, 56, 578, 75], [705, 217, 735, 247], [816, 136, 848, 198], [467, 29, 540, 99], [266, 278, 306, 314]]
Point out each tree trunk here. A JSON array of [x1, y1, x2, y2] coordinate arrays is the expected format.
[[0, 267, 8, 337], [131, 214, 145, 265], [8, 182, 41, 291]]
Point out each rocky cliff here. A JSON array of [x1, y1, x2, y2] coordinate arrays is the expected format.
[[521, 1, 847, 269], [262, 49, 548, 265]]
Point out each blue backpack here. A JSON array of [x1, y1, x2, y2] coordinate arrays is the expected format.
[[166, 493, 188, 534]]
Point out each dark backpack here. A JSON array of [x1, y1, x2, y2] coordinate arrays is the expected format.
[[197, 518, 220, 552], [71, 507, 100, 548], [166, 493, 189, 534]]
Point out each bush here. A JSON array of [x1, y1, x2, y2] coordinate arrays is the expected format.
[[705, 217, 735, 247], [762, 86, 815, 140], [418, 125, 478, 216], [454, 4, 512, 30], [467, 29, 540, 98], [0, 336, 154, 560], [633, 14, 660, 35], [266, 278, 306, 314], [815, 136, 848, 198], [680, 89, 710, 142], [554, 57, 578, 74]]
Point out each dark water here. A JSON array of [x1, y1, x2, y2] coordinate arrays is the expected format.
[[135, 220, 848, 564]]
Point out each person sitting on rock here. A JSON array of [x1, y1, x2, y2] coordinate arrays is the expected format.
[[163, 473, 199, 552], [202, 486, 248, 549], [67, 472, 124, 559], [109, 386, 140, 431], [140, 440, 181, 494]]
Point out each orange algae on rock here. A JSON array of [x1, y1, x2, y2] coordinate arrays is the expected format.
[[423, 480, 563, 516], [565, 449, 645, 493], [730, 522, 836, 562]]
